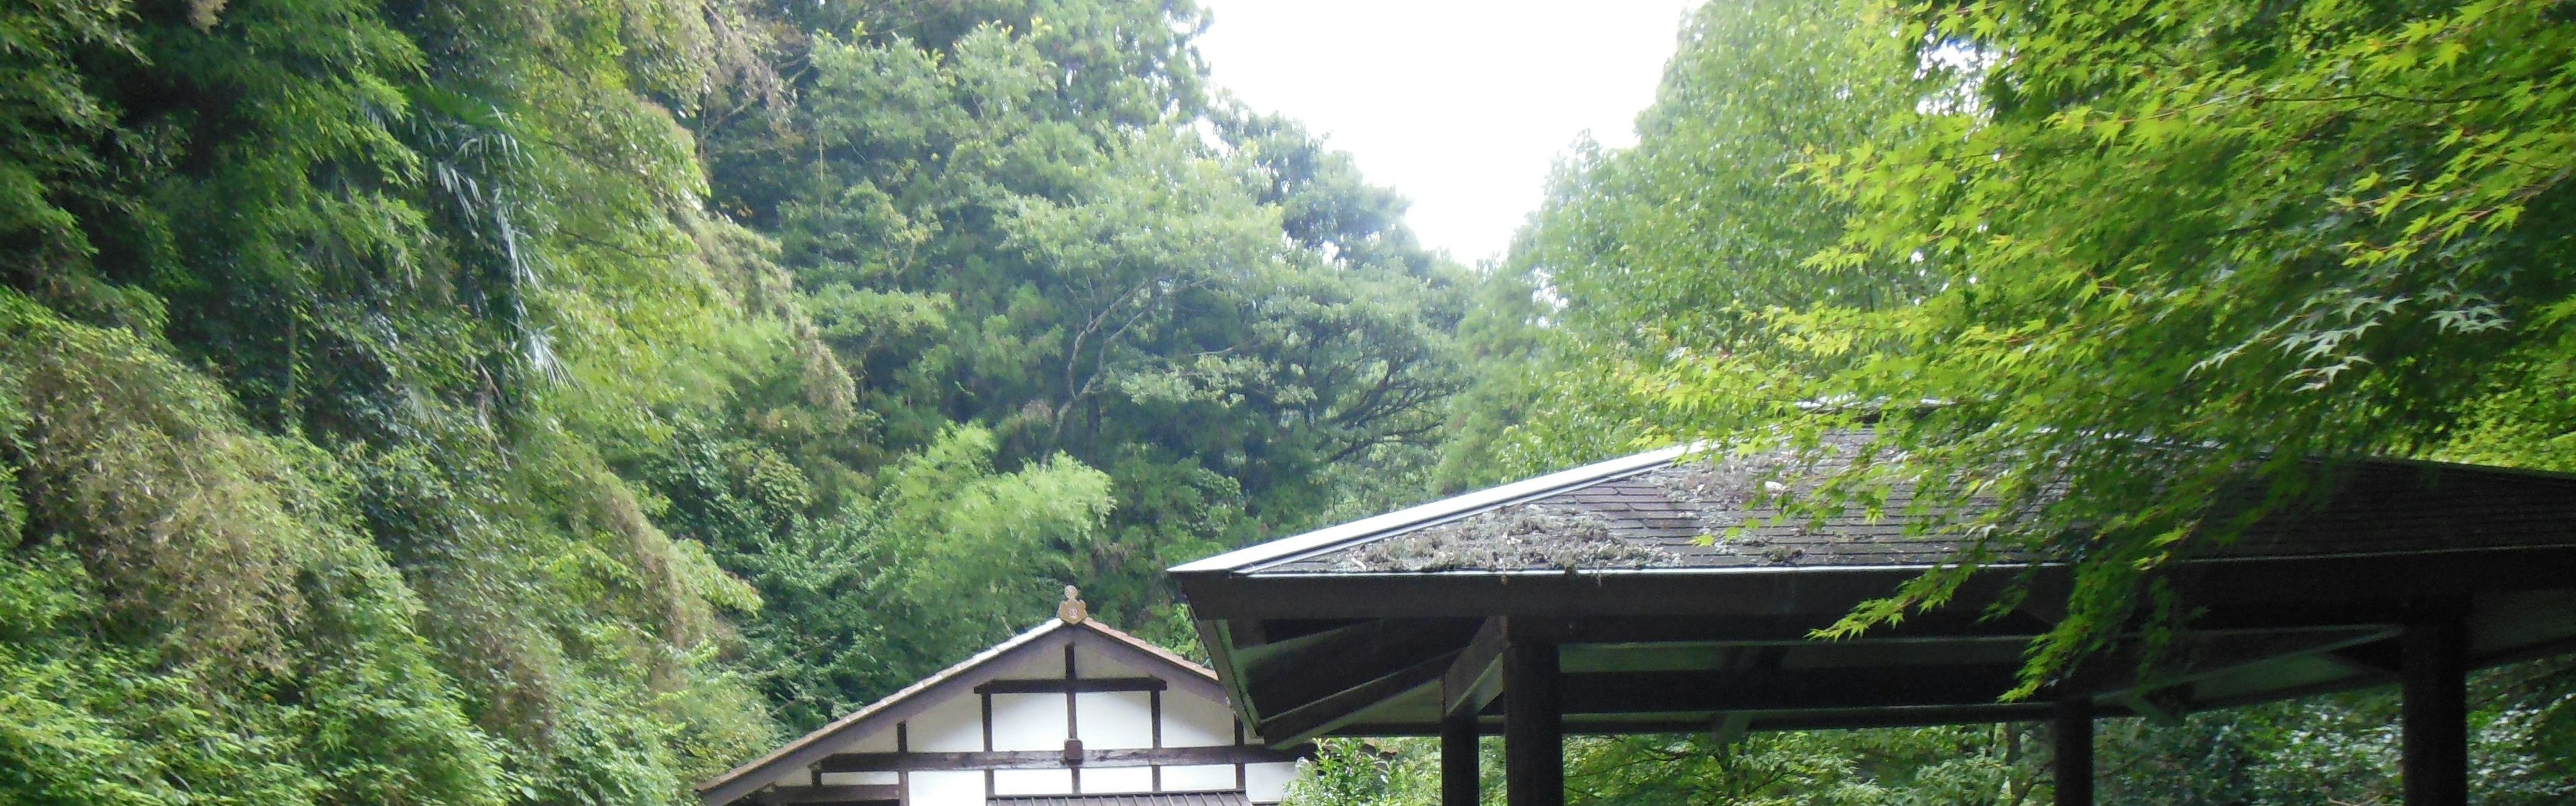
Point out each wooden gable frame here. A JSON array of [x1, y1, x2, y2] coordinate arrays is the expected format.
[[698, 618, 1274, 806]]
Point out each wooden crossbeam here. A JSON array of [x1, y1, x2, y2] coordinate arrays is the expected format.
[[1243, 619, 1476, 711], [818, 743, 1313, 773], [1560, 664, 2027, 714], [1257, 648, 1459, 746], [973, 676, 1167, 695], [1442, 618, 1508, 718], [758, 785, 900, 805]]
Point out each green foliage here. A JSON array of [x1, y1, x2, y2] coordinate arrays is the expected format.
[[666, 424, 1115, 730], [1600, 0, 2576, 695], [0, 0, 807, 799], [1, 292, 511, 806], [1438, 0, 1926, 490], [11, 0, 1467, 795], [1283, 728, 2045, 806], [695, 11, 1468, 645], [1476, 0, 2576, 802]]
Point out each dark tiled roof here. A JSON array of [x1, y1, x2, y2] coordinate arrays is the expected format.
[[1250, 433, 2576, 575], [989, 792, 1252, 806]]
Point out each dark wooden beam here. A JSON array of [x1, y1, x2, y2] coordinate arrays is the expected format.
[[1341, 699, 2116, 737], [2325, 639, 2405, 677], [1559, 611, 2059, 645], [759, 784, 902, 805], [1444, 618, 1508, 718], [1176, 546, 2576, 622], [818, 743, 1313, 773], [1710, 713, 1752, 746], [975, 677, 1167, 695], [1503, 624, 1562, 806], [1556, 664, 2027, 714], [1442, 707, 1480, 806], [2052, 698, 2093, 806], [2402, 614, 2467, 806], [1257, 648, 1458, 746], [1199, 618, 1261, 729], [1243, 619, 1477, 717]]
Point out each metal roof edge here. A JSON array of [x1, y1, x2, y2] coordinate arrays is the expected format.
[[1169, 443, 1697, 575]]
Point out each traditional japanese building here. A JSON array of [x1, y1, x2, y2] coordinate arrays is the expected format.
[[1171, 438, 2576, 806], [699, 589, 1309, 806]]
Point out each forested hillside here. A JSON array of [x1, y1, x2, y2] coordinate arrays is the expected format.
[[0, 0, 1462, 803]]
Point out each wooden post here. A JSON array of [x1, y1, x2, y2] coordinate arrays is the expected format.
[[1503, 632, 1562, 806], [1442, 709, 1480, 806], [2402, 615, 2467, 806], [2051, 697, 2093, 806]]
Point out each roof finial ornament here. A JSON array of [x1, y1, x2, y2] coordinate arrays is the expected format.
[[1057, 585, 1088, 624]]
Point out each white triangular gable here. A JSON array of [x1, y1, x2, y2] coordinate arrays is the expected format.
[[699, 619, 1306, 806]]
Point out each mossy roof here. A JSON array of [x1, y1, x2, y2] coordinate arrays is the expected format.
[[1190, 432, 2576, 576]]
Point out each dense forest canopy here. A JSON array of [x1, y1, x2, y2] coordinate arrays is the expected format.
[[3, 1, 2573, 805], [1402, 1, 2576, 805], [3, 0, 1458, 801]]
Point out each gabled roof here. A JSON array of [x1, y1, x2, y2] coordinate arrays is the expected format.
[[698, 617, 1224, 806]]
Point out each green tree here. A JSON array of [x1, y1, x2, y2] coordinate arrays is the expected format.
[[1690, 0, 2576, 689], [706, 15, 1468, 640]]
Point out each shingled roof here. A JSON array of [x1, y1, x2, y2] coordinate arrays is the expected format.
[[1188, 432, 2576, 577], [1170, 435, 2576, 745]]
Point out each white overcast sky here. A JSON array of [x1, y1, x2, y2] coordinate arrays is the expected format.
[[1193, 0, 1704, 264]]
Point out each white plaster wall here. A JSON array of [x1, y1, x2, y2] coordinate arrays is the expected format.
[[845, 726, 900, 753], [992, 768, 1072, 795], [989, 693, 1067, 751], [1161, 694, 1236, 748], [913, 695, 985, 752], [817, 771, 899, 787], [1244, 761, 1299, 803], [761, 717, 906, 788], [737, 630, 1310, 805], [1071, 643, 1143, 677], [763, 766, 809, 789], [990, 647, 1067, 680], [1075, 691, 1155, 749], [1158, 764, 1237, 792], [1081, 766, 1154, 793], [910, 770, 983, 806]]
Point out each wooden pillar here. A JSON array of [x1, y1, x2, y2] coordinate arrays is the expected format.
[[2051, 697, 2094, 806], [2402, 615, 2468, 806], [1503, 634, 1562, 806], [1442, 709, 1480, 806]]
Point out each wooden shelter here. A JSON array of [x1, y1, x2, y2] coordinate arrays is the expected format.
[[699, 590, 1310, 806], [1169, 439, 2576, 806]]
